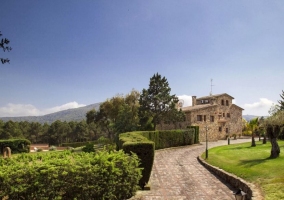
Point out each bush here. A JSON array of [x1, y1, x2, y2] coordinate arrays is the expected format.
[[0, 139, 31, 154], [49, 146, 57, 151], [0, 150, 142, 199], [82, 143, 95, 153]]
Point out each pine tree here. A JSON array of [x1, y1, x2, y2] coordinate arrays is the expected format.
[[278, 90, 284, 110], [0, 31, 12, 64], [139, 73, 179, 130]]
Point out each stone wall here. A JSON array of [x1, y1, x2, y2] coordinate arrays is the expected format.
[[157, 94, 243, 142], [198, 156, 264, 200]]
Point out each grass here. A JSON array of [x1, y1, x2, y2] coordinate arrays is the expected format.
[[202, 140, 284, 200]]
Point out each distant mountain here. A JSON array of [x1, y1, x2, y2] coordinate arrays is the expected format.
[[1, 104, 267, 124], [0, 103, 101, 124], [242, 114, 267, 122]]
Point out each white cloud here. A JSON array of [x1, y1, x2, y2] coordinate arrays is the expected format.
[[43, 102, 86, 114], [242, 98, 276, 116], [0, 102, 86, 117], [177, 95, 192, 107]]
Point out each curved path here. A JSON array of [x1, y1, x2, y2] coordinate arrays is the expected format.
[[134, 138, 251, 200]]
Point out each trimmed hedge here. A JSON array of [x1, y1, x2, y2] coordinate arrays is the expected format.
[[0, 150, 142, 199], [118, 132, 155, 189], [187, 126, 199, 144], [0, 139, 31, 154], [62, 137, 111, 148], [140, 129, 196, 149], [61, 141, 96, 148], [118, 128, 199, 188]]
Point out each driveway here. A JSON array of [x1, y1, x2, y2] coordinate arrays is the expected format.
[[132, 138, 252, 200]]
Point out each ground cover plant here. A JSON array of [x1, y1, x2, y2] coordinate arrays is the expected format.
[[202, 141, 284, 200], [0, 150, 142, 199]]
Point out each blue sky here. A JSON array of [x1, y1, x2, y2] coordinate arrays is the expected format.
[[0, 1, 284, 117]]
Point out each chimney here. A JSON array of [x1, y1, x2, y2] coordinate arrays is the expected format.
[[192, 96, 196, 106]]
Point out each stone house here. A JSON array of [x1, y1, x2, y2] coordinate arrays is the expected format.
[[158, 93, 244, 142]]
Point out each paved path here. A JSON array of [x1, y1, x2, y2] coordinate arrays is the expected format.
[[134, 138, 251, 200]]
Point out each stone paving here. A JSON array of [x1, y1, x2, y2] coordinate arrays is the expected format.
[[133, 138, 252, 200]]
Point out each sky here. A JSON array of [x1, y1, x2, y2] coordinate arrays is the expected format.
[[0, 1, 284, 117]]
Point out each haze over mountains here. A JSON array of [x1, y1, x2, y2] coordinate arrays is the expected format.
[[0, 102, 263, 124], [0, 103, 101, 124]]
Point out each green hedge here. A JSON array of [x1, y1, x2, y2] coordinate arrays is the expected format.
[[62, 137, 111, 148], [187, 126, 199, 144], [61, 141, 96, 148], [0, 150, 142, 199], [118, 128, 199, 188], [0, 139, 31, 154], [140, 129, 196, 150], [118, 132, 155, 189]]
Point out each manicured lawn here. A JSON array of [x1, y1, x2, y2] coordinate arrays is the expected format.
[[202, 140, 284, 200]]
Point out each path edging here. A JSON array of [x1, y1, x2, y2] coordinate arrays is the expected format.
[[197, 156, 263, 200]]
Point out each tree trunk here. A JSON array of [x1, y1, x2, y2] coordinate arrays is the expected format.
[[251, 133, 256, 147], [263, 134, 267, 144], [267, 125, 280, 158], [270, 137, 280, 158]]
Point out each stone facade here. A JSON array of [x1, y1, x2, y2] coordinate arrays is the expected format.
[[158, 93, 243, 142]]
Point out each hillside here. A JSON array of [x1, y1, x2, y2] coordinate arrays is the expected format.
[[0, 103, 101, 124], [242, 114, 267, 122], [0, 103, 266, 124]]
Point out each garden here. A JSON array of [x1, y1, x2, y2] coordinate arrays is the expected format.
[[202, 140, 284, 200]]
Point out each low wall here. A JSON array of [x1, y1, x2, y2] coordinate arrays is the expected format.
[[197, 156, 263, 200]]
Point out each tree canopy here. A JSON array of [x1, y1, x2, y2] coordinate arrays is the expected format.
[[278, 90, 284, 111], [0, 31, 12, 64], [138, 73, 180, 130]]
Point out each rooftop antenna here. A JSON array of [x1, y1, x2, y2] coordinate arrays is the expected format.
[[210, 79, 214, 96]]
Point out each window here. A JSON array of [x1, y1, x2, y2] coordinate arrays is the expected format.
[[226, 128, 229, 133], [210, 116, 214, 122], [219, 127, 222, 132], [223, 113, 225, 117], [197, 115, 202, 121], [221, 99, 224, 105], [204, 115, 206, 122], [226, 100, 229, 106], [227, 113, 230, 118]]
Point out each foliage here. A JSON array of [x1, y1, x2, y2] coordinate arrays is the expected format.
[[139, 129, 196, 149], [49, 145, 57, 151], [0, 31, 12, 64], [278, 90, 284, 111], [82, 143, 96, 153], [86, 90, 140, 139], [118, 129, 199, 188], [138, 73, 180, 130], [118, 132, 155, 189], [0, 150, 142, 199], [0, 119, 103, 146], [203, 141, 284, 200], [0, 139, 31, 154]]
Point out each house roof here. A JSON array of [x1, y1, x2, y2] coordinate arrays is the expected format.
[[231, 104, 244, 110], [182, 104, 217, 112], [197, 93, 234, 100]]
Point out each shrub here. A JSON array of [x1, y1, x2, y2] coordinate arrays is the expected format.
[[49, 146, 57, 151], [0, 150, 142, 199], [82, 143, 95, 153], [0, 139, 31, 154]]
